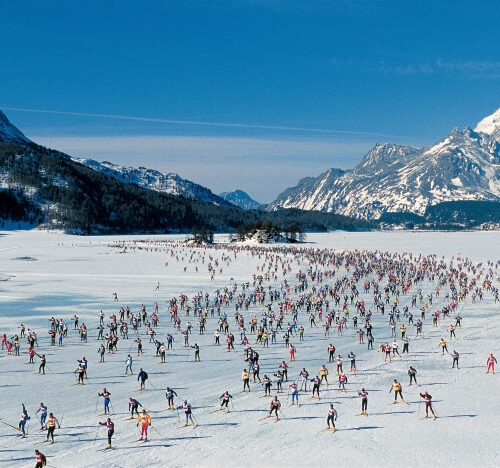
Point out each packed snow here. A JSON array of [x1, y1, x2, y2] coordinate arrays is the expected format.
[[0, 230, 499, 467]]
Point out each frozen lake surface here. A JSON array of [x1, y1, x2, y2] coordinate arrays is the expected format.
[[0, 230, 499, 467]]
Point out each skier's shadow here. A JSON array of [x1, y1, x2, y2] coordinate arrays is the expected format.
[[438, 414, 477, 419], [201, 422, 239, 427], [283, 416, 322, 420], [339, 426, 382, 431], [0, 456, 32, 464]]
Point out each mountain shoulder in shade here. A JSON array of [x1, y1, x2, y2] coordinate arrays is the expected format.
[[219, 189, 261, 209]]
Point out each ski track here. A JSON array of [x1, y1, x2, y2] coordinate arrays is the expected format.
[[0, 230, 499, 467]]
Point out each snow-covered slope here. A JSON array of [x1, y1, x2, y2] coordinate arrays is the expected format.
[[219, 189, 261, 209], [0, 110, 31, 144], [269, 108, 500, 219], [73, 158, 233, 206]]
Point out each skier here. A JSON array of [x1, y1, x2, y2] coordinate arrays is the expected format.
[[242, 368, 251, 392], [166, 387, 178, 410], [128, 398, 142, 418], [136, 409, 151, 441], [338, 372, 348, 393], [289, 381, 299, 406], [348, 351, 356, 374], [44, 412, 60, 444], [36, 403, 48, 430], [328, 343, 335, 362], [390, 379, 406, 404], [18, 403, 30, 438], [299, 368, 309, 392], [336, 355, 343, 375], [125, 354, 133, 375], [192, 343, 200, 362], [419, 391, 437, 419], [180, 401, 194, 426], [486, 353, 497, 374], [75, 362, 85, 385], [219, 391, 233, 412], [137, 368, 148, 391], [451, 350, 460, 369], [358, 388, 368, 415], [99, 417, 115, 448], [262, 375, 272, 396], [98, 344, 105, 363], [34, 450, 47, 468], [37, 354, 46, 375], [77, 357, 88, 379], [438, 338, 448, 355], [408, 366, 418, 385], [311, 375, 321, 400], [279, 361, 288, 381], [266, 396, 281, 421], [319, 365, 329, 386], [98, 388, 111, 415], [326, 403, 338, 431]]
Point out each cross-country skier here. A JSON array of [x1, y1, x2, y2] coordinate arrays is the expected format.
[[266, 396, 281, 421], [419, 392, 437, 419], [129, 398, 142, 418], [358, 388, 368, 415], [242, 368, 251, 392], [486, 353, 497, 374], [99, 417, 114, 448], [180, 401, 194, 426], [44, 413, 60, 444], [98, 389, 111, 415], [408, 366, 418, 385], [390, 379, 406, 404], [219, 391, 233, 412], [18, 403, 30, 438], [137, 369, 148, 391], [290, 381, 299, 406], [36, 403, 48, 430], [326, 404, 338, 431], [136, 409, 151, 440], [34, 450, 46, 468], [125, 354, 133, 375]]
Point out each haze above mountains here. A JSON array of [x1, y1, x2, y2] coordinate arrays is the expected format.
[[1, 107, 500, 220]]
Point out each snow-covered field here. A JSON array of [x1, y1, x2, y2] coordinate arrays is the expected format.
[[0, 230, 499, 468]]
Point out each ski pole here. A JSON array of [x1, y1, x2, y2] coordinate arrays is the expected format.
[[0, 420, 20, 431], [93, 425, 101, 445], [95, 397, 99, 414]]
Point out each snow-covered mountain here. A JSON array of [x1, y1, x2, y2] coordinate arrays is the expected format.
[[268, 108, 500, 219], [73, 158, 233, 206], [219, 189, 261, 209], [0, 110, 31, 144], [475, 107, 500, 143]]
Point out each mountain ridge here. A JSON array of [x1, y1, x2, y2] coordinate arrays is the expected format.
[[268, 108, 500, 219]]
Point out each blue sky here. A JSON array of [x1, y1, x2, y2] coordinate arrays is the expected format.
[[1, 0, 499, 201]]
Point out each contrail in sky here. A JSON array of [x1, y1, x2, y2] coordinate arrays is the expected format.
[[1, 106, 403, 139]]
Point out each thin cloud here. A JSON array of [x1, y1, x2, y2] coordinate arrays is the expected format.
[[436, 58, 500, 73], [1, 106, 403, 139], [330, 58, 500, 77]]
